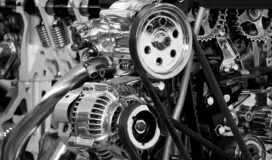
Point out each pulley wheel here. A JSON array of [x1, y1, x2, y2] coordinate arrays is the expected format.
[[129, 3, 193, 79], [118, 104, 160, 150]]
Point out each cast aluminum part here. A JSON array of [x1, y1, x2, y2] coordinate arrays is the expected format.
[[71, 0, 152, 56], [216, 37, 239, 73]]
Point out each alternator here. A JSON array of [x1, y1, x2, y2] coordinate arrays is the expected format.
[[54, 82, 160, 159]]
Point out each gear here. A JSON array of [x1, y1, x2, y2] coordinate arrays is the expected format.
[[234, 9, 271, 42], [188, 9, 227, 42]]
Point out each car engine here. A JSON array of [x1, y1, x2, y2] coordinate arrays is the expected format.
[[1, 0, 272, 160]]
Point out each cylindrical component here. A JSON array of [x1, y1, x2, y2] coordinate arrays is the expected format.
[[80, 0, 100, 18], [51, 21, 70, 48], [99, 68, 115, 78], [80, 0, 117, 17], [36, 23, 51, 48], [45, 0, 74, 16]]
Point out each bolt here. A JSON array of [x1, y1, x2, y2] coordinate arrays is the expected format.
[[71, 43, 79, 51], [93, 141, 99, 147], [218, 126, 226, 135], [232, 64, 239, 71], [163, 37, 171, 47], [224, 94, 231, 103], [207, 96, 214, 105], [135, 120, 147, 134], [224, 67, 230, 72]]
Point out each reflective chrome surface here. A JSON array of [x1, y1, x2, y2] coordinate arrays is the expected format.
[[134, 3, 192, 79]]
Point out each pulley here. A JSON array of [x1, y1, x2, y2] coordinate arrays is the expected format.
[[129, 3, 192, 79], [118, 103, 160, 151]]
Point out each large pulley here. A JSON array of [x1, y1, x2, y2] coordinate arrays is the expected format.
[[130, 3, 192, 80]]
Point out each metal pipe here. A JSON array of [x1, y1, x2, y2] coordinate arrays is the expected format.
[[163, 7, 205, 160], [2, 64, 89, 160]]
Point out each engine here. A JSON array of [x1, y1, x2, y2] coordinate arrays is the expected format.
[[50, 0, 194, 159], [3, 0, 272, 160], [51, 1, 272, 160]]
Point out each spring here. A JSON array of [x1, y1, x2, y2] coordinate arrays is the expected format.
[[36, 23, 51, 48], [51, 21, 70, 48]]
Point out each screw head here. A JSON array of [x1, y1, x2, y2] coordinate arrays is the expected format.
[[134, 120, 147, 134]]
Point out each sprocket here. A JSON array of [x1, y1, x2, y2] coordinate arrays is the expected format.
[[188, 9, 227, 42], [234, 9, 271, 42]]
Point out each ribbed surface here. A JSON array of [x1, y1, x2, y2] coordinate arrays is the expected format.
[[88, 96, 110, 135], [96, 149, 113, 160], [250, 109, 272, 140]]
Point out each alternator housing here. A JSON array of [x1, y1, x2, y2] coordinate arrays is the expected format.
[[54, 81, 155, 159]]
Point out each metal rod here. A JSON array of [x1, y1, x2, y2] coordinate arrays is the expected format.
[[163, 6, 206, 160], [192, 33, 252, 160], [2, 64, 89, 160]]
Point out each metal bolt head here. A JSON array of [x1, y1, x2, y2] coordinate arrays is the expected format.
[[224, 94, 231, 102], [207, 96, 214, 105], [134, 120, 147, 134], [93, 141, 99, 147]]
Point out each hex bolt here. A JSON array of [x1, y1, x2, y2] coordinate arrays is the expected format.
[[134, 120, 147, 134]]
